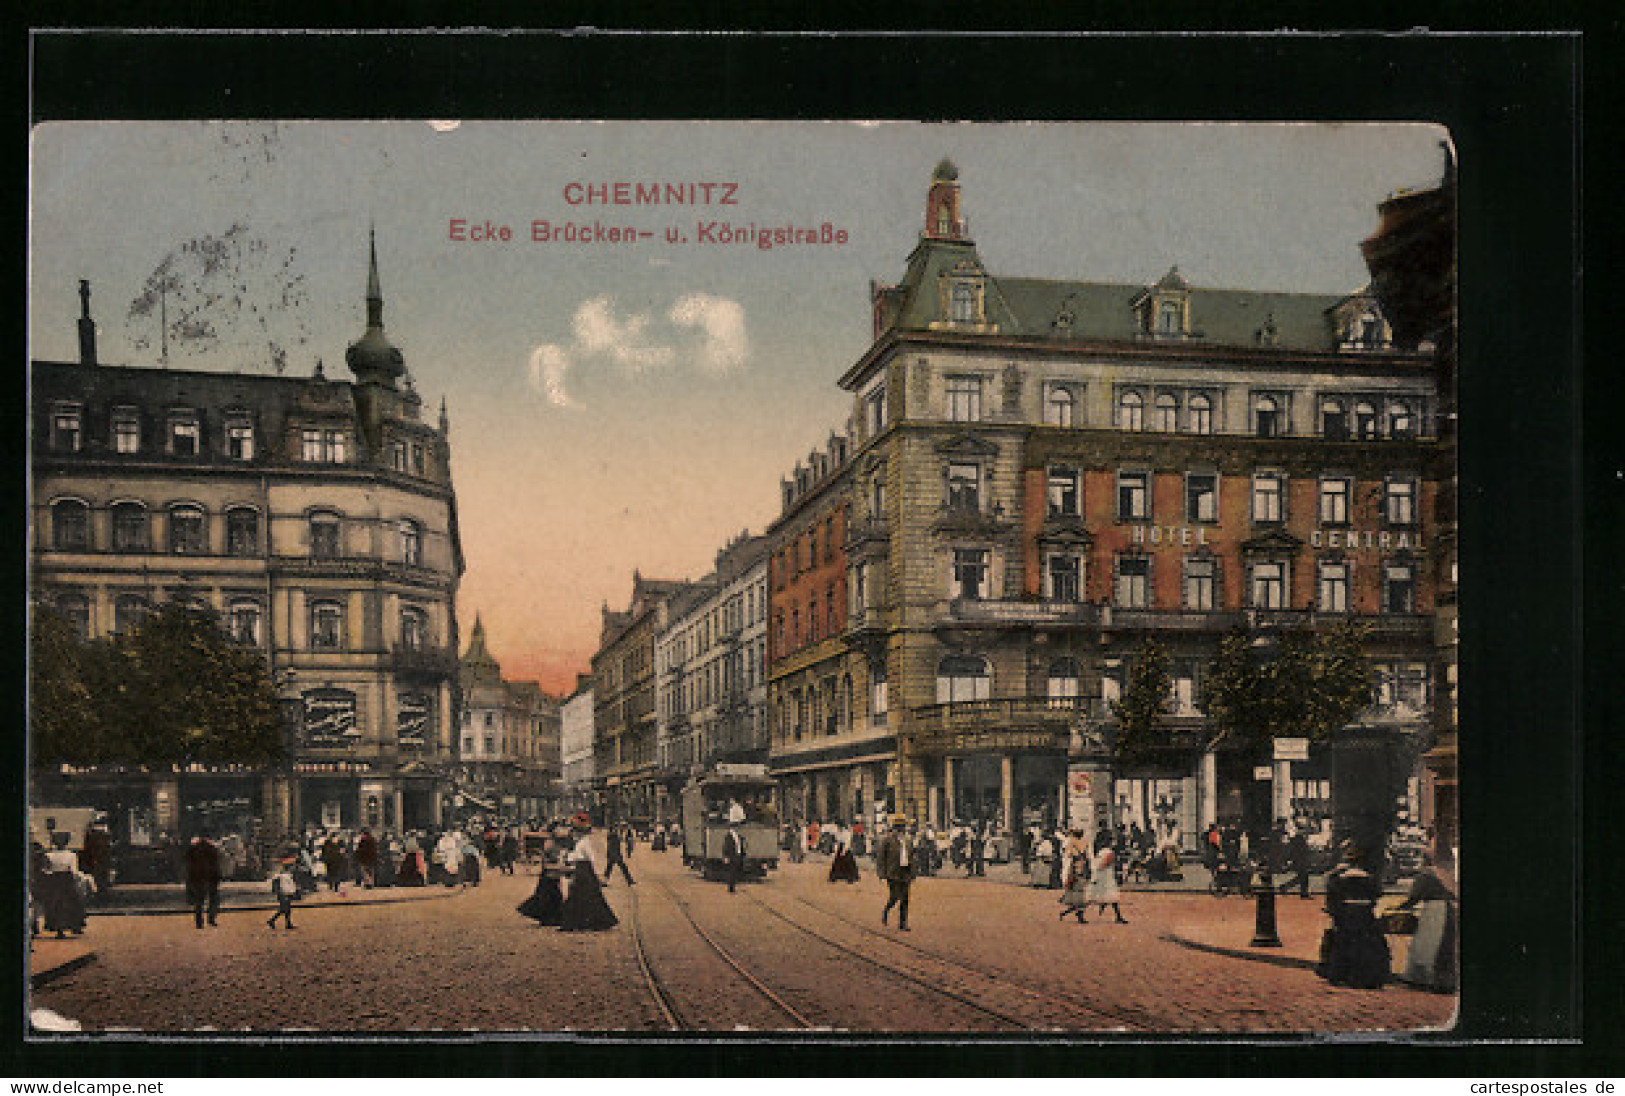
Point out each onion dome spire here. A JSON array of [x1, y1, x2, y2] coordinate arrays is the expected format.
[[346, 226, 406, 386]]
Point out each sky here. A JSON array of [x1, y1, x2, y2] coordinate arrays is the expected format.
[[28, 121, 1448, 694]]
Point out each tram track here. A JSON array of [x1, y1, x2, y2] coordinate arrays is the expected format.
[[631, 877, 814, 1031], [760, 889, 1164, 1033]]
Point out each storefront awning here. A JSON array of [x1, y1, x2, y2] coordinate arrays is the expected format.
[[771, 750, 896, 776]]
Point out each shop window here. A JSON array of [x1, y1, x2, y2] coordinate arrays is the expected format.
[[1249, 560, 1288, 609], [936, 654, 990, 704], [51, 499, 90, 551]]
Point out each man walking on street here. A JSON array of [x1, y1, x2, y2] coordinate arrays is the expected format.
[[184, 835, 221, 929], [603, 824, 635, 886], [723, 824, 747, 893], [878, 815, 916, 931], [967, 823, 987, 877], [1282, 826, 1313, 899]]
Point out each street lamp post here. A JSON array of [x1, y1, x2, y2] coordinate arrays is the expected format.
[[1247, 635, 1283, 948]]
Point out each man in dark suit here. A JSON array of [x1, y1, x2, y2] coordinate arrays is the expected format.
[[184, 835, 221, 929], [603, 824, 635, 886], [723, 825, 746, 894], [877, 815, 917, 931]]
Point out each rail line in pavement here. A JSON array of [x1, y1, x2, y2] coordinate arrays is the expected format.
[[632, 877, 815, 1031], [761, 889, 1164, 1033]]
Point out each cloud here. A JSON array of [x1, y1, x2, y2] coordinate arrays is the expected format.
[[669, 292, 749, 375], [527, 344, 578, 408], [572, 295, 675, 373]]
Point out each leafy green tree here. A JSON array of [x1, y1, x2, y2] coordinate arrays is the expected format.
[[30, 600, 286, 767], [1111, 638, 1174, 765], [1197, 621, 1376, 753]]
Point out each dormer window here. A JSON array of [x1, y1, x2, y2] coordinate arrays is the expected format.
[[951, 281, 977, 322], [391, 441, 409, 472], [226, 412, 255, 460], [1157, 300, 1181, 335], [302, 427, 349, 464], [111, 407, 141, 453], [168, 410, 200, 456]]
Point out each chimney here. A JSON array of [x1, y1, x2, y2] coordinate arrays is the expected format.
[[77, 280, 97, 366]]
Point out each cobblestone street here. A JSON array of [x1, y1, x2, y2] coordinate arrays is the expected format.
[[31, 842, 1456, 1035]]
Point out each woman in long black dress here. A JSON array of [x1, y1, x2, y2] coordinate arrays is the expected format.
[[1317, 842, 1391, 989], [559, 816, 618, 932], [517, 827, 568, 926]]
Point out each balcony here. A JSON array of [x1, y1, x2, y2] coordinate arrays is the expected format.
[[930, 503, 1012, 536], [846, 516, 891, 550], [1102, 607, 1243, 632], [390, 645, 457, 678], [908, 696, 1083, 753], [944, 598, 1102, 628]]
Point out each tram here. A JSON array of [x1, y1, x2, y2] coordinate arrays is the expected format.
[[680, 765, 780, 881]]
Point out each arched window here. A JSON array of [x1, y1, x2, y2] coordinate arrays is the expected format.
[[56, 593, 90, 638], [1187, 393, 1212, 435], [399, 519, 423, 567], [51, 499, 90, 551], [1322, 398, 1349, 440], [169, 504, 206, 554], [111, 502, 149, 552], [1388, 401, 1415, 438], [1155, 393, 1179, 433], [310, 599, 345, 649], [113, 594, 148, 635], [400, 605, 428, 651], [1044, 385, 1074, 427], [936, 654, 991, 704], [226, 507, 260, 556], [1047, 657, 1081, 701], [1353, 401, 1379, 440], [1116, 390, 1144, 431], [228, 599, 262, 646], [309, 511, 341, 559], [1254, 395, 1281, 438]]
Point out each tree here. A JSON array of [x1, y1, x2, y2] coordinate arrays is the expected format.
[[1197, 622, 1376, 753], [1111, 637, 1174, 766], [30, 600, 286, 767]]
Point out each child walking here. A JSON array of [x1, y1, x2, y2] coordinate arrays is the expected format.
[[267, 859, 299, 930]]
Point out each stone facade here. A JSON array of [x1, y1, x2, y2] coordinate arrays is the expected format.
[[455, 617, 561, 819]]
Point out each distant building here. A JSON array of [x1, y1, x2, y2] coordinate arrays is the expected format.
[[560, 676, 595, 815], [31, 236, 463, 849], [456, 616, 561, 819], [592, 573, 686, 822]]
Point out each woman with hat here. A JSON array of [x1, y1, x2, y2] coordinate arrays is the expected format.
[[517, 824, 570, 927], [559, 814, 618, 932], [1316, 841, 1390, 988], [1082, 843, 1129, 924]]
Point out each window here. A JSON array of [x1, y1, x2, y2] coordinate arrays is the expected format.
[[412, 444, 426, 474], [1155, 393, 1179, 433], [952, 547, 989, 600], [950, 281, 979, 323], [1116, 390, 1144, 431], [1353, 401, 1379, 440], [1319, 478, 1351, 526], [1383, 562, 1416, 614], [1156, 300, 1181, 335], [310, 601, 344, 649], [226, 508, 259, 556], [169, 505, 206, 554], [484, 736, 495, 754], [113, 594, 147, 635], [946, 461, 980, 512], [1184, 557, 1216, 610], [51, 403, 83, 452], [111, 502, 149, 552], [1321, 398, 1349, 440], [1386, 478, 1417, 526], [309, 512, 341, 558], [1187, 393, 1212, 435], [168, 410, 200, 456], [1317, 561, 1350, 613], [1117, 469, 1151, 520], [866, 387, 887, 437], [1101, 660, 1124, 706], [1358, 311, 1384, 347], [946, 375, 982, 422], [391, 442, 409, 472], [1047, 466, 1080, 517], [111, 407, 140, 453], [1116, 555, 1150, 608], [870, 663, 888, 723], [51, 499, 90, 551], [400, 519, 423, 566], [226, 415, 254, 460], [1047, 657, 1081, 700], [826, 586, 838, 635], [1250, 561, 1287, 609], [228, 600, 263, 646], [1375, 662, 1429, 716], [463, 736, 475, 754], [1388, 401, 1416, 438], [400, 606, 428, 651], [1253, 394, 1282, 438], [56, 593, 90, 639], [1171, 660, 1199, 715], [1186, 472, 1218, 523], [301, 427, 349, 463], [1046, 554, 1081, 602], [936, 654, 990, 703], [1252, 472, 1285, 524], [1044, 385, 1074, 427]]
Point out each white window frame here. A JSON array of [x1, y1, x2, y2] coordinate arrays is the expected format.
[[1044, 552, 1083, 602], [1154, 392, 1179, 433], [1116, 389, 1144, 431], [1386, 477, 1417, 526], [1044, 384, 1075, 427], [1252, 471, 1285, 524], [951, 547, 990, 601], [1249, 560, 1288, 609], [111, 407, 141, 454], [1047, 466, 1080, 517], [1317, 561, 1350, 613], [1319, 477, 1351, 526], [946, 374, 982, 422], [1186, 471, 1219, 524], [1116, 555, 1151, 608], [1187, 392, 1213, 435], [1117, 468, 1151, 521], [1184, 556, 1216, 610]]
